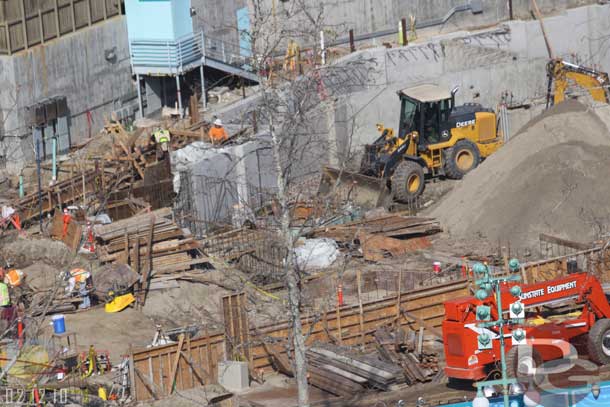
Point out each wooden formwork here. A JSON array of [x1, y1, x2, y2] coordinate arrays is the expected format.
[[522, 245, 610, 284], [130, 279, 470, 401], [130, 245, 610, 401]]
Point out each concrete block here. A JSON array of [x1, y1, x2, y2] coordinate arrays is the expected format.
[[218, 360, 249, 391]]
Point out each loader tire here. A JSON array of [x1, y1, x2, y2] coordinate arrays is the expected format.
[[587, 318, 610, 365], [506, 345, 542, 379], [444, 139, 481, 179], [391, 161, 425, 203]]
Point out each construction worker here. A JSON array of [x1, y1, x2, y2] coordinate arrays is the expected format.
[[209, 119, 228, 145], [284, 40, 300, 72], [63, 268, 93, 309], [153, 127, 171, 161], [61, 208, 72, 239], [79, 281, 91, 309], [4, 269, 23, 288]]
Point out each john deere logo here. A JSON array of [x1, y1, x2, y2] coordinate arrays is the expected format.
[[456, 119, 475, 128]]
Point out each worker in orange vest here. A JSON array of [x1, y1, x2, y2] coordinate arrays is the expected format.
[[61, 208, 72, 238], [209, 119, 228, 145]]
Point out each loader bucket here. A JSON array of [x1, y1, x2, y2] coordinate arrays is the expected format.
[[318, 166, 390, 209]]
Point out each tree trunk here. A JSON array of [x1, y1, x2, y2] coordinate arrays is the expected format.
[[269, 116, 310, 407]]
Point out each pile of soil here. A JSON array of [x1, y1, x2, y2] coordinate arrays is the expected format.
[[431, 101, 610, 252]]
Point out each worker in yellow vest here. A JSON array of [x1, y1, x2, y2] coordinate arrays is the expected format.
[[153, 128, 171, 161]]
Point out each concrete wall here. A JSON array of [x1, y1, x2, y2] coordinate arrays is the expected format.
[[320, 4, 610, 168], [191, 0, 247, 45], [177, 138, 277, 235], [0, 16, 135, 172], [190, 0, 599, 52]]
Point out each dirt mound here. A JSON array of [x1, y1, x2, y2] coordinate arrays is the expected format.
[[432, 101, 610, 252]]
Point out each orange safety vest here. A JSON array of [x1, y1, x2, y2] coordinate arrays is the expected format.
[[70, 268, 90, 284], [209, 127, 228, 143], [5, 269, 22, 287]]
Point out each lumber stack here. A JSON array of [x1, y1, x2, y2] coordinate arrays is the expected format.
[[306, 343, 404, 396], [94, 208, 209, 276], [312, 214, 441, 243], [374, 327, 439, 385]]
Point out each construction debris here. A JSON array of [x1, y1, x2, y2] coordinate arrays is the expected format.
[[307, 343, 403, 396]]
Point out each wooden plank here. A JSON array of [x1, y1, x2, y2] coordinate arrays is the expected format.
[[134, 366, 159, 400], [168, 334, 185, 395], [357, 270, 365, 345], [400, 310, 442, 338], [539, 233, 591, 251], [139, 215, 155, 307]]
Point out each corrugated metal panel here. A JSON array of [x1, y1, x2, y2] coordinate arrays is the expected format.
[[0, 0, 121, 54], [56, 116, 70, 154]]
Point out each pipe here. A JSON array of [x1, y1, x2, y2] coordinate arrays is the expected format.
[[52, 136, 57, 182], [327, 3, 476, 48], [18, 175, 24, 198], [136, 74, 143, 119]]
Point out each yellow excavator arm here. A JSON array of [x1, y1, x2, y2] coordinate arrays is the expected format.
[[547, 59, 610, 107]]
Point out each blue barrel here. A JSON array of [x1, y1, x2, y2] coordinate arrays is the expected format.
[[52, 315, 66, 334]]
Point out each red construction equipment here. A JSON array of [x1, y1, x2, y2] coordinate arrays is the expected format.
[[443, 272, 610, 380]]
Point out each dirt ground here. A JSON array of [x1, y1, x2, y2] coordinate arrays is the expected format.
[[43, 307, 157, 362]]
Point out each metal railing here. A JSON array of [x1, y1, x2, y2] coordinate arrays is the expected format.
[[130, 32, 204, 72], [130, 30, 256, 78]]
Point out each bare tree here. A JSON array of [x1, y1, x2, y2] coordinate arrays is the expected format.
[[247, 2, 338, 406]]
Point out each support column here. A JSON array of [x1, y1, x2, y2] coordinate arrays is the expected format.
[[176, 75, 183, 118], [200, 65, 207, 110], [136, 74, 144, 119]]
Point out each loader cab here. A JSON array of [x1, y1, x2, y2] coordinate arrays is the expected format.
[[398, 84, 456, 146]]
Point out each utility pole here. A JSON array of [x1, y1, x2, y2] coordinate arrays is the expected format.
[[471, 260, 524, 407]]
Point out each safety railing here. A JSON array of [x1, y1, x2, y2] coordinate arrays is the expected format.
[[130, 32, 203, 72], [130, 30, 256, 77]]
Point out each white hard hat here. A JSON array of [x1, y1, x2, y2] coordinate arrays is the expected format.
[[214, 119, 222, 126]]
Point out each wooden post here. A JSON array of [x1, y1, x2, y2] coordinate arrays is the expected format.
[[336, 283, 343, 344], [169, 334, 185, 394], [134, 236, 141, 274], [508, 0, 514, 20], [81, 170, 86, 204], [357, 270, 365, 345], [349, 29, 355, 53], [129, 346, 137, 399], [139, 217, 155, 307], [395, 269, 403, 322], [531, 0, 553, 59], [417, 326, 424, 355], [124, 231, 130, 265], [205, 327, 213, 381]]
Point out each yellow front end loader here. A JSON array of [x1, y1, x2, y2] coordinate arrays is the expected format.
[[320, 84, 504, 205]]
